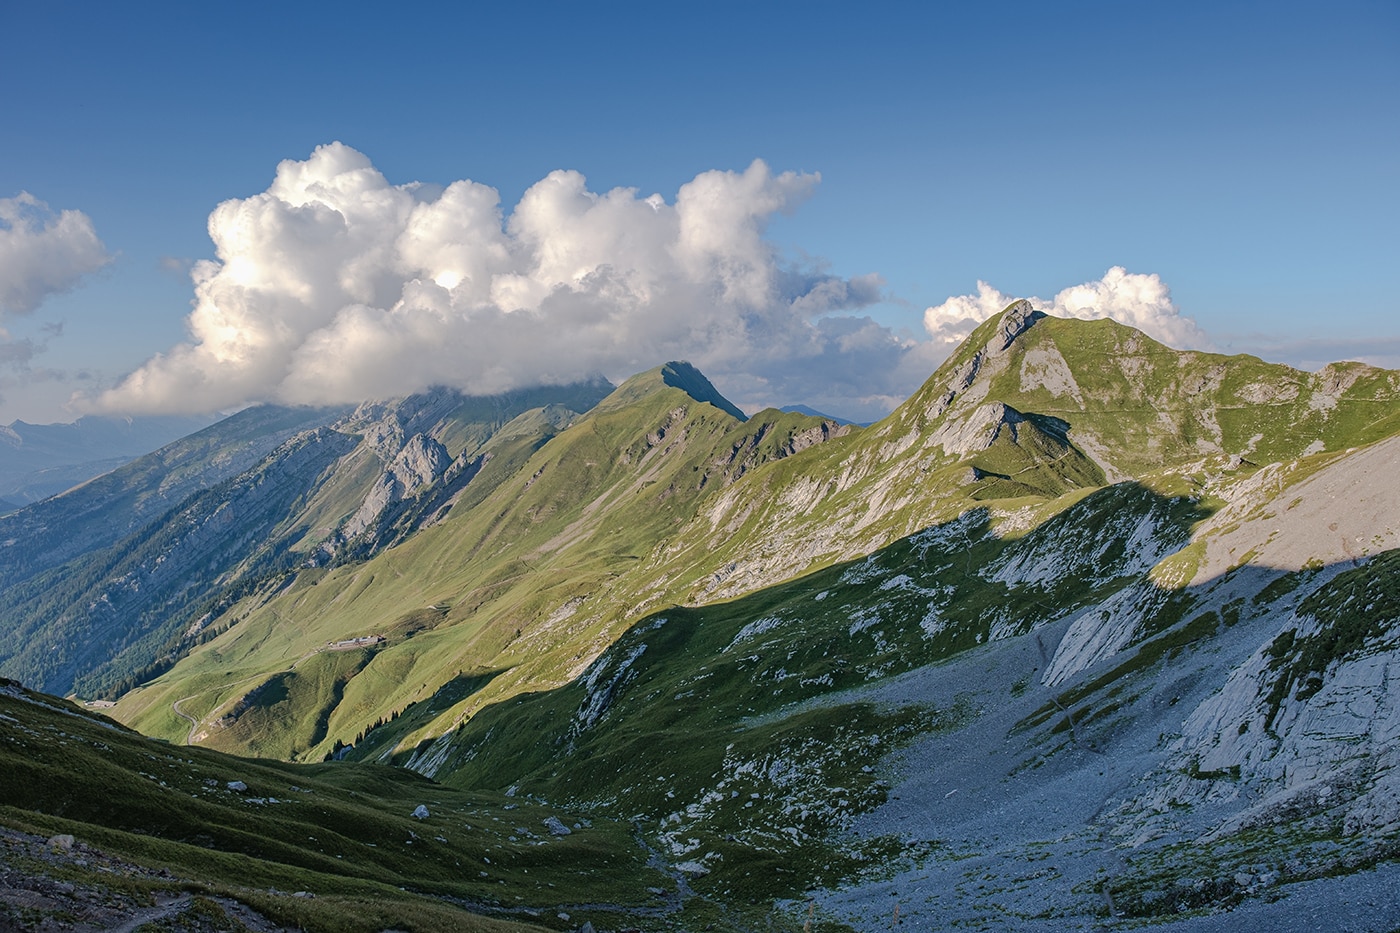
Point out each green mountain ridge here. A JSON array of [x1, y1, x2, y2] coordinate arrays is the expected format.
[[105, 305, 1400, 767], [108, 367, 854, 765], [0, 413, 218, 507], [0, 404, 347, 591]]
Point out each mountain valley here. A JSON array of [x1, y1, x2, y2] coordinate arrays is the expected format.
[[2, 303, 1399, 932]]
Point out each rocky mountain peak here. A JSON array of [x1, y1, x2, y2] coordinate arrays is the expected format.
[[599, 361, 746, 422], [897, 301, 1046, 431], [994, 298, 1042, 351], [391, 433, 451, 488], [658, 361, 747, 420]]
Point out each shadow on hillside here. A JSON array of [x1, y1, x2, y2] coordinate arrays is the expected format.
[[377, 479, 1386, 801], [348, 665, 511, 761]]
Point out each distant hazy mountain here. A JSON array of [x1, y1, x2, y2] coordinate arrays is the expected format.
[[0, 413, 217, 506], [779, 403, 866, 425], [4, 304, 1400, 931]]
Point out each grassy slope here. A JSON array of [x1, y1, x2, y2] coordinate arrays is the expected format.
[[26, 309, 1400, 930], [435, 448, 1400, 927], [422, 481, 1210, 893], [117, 369, 833, 759], [1, 680, 674, 933], [15, 456, 1399, 929]]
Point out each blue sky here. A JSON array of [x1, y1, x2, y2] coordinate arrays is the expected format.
[[1, 0, 1396, 424]]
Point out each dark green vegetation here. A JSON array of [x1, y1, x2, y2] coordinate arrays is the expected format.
[[0, 679, 672, 932]]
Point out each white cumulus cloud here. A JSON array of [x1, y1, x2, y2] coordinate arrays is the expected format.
[[921, 280, 1018, 347], [923, 267, 1210, 351], [90, 143, 909, 419], [0, 193, 112, 317]]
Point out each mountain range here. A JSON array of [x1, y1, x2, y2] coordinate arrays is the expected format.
[[2, 301, 1398, 932], [0, 413, 217, 510]]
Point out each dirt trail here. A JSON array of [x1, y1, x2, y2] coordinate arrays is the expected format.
[[106, 895, 192, 933]]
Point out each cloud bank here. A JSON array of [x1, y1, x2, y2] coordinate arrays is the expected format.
[[923, 266, 1210, 351], [91, 143, 913, 419], [0, 193, 111, 317], [85, 144, 1211, 423]]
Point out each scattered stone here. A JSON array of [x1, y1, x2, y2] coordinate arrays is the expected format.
[[292, 890, 315, 898], [412, 804, 430, 819], [675, 860, 710, 877], [543, 816, 572, 836], [46, 834, 74, 850], [226, 780, 247, 792]]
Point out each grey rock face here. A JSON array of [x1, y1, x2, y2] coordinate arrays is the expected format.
[[393, 434, 451, 490], [342, 432, 450, 539]]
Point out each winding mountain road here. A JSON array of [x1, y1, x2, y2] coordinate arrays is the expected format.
[[170, 696, 199, 744], [166, 642, 347, 745]]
